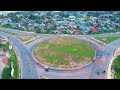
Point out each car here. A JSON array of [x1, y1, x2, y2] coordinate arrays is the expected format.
[[45, 66, 49, 72], [97, 70, 100, 75], [96, 55, 99, 58], [45, 68, 49, 72], [92, 60, 95, 62]]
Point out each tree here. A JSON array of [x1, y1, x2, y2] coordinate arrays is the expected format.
[[0, 14, 4, 19], [7, 13, 20, 23], [24, 22, 28, 27], [35, 27, 42, 33], [29, 15, 35, 20], [2, 66, 12, 79]]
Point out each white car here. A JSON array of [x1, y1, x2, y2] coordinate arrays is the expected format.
[[44, 66, 49, 71], [96, 55, 99, 58]]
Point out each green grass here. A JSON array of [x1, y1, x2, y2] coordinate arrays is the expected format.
[[34, 37, 95, 68], [88, 30, 120, 35], [112, 55, 120, 79], [96, 36, 120, 44], [0, 42, 10, 51], [1, 42, 19, 79]]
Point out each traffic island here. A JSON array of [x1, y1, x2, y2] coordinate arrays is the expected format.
[[33, 37, 95, 69]]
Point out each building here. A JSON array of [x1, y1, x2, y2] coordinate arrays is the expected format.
[[0, 48, 5, 58], [69, 16, 76, 22], [0, 48, 9, 64], [90, 28, 98, 32], [2, 56, 9, 64]]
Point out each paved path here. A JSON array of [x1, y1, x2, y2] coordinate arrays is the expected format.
[[26, 36, 103, 79], [1, 27, 120, 79]]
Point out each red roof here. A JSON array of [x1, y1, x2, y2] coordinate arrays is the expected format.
[[93, 24, 98, 27], [44, 16, 49, 19], [65, 22, 69, 25], [72, 29, 79, 32], [90, 28, 98, 32], [0, 48, 4, 51], [3, 56, 9, 64]]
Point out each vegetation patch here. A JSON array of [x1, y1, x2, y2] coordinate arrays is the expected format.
[[13, 34, 37, 42], [34, 37, 95, 68], [112, 55, 120, 79], [1, 42, 19, 79], [96, 36, 120, 44]]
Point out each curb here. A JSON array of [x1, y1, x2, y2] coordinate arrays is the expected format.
[[31, 37, 97, 71], [13, 47, 21, 79], [1, 34, 22, 79]]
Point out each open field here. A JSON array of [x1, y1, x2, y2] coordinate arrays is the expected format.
[[96, 36, 120, 44], [34, 37, 95, 68]]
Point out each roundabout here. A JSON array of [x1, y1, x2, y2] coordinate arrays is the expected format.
[[33, 37, 95, 69], [1, 28, 120, 79]]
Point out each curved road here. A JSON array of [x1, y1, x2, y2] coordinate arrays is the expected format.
[[0, 27, 120, 79], [0, 32, 39, 79]]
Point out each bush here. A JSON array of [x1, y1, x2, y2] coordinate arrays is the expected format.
[[2, 66, 12, 79]]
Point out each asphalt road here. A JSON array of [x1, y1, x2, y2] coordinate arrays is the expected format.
[[0, 27, 120, 79], [0, 32, 39, 79]]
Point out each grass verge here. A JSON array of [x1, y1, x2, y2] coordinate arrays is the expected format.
[[96, 36, 120, 44], [112, 55, 120, 79], [1, 42, 19, 79]]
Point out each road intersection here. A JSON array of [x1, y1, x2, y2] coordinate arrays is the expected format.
[[0, 27, 120, 79]]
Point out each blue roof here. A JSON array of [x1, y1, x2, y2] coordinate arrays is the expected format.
[[81, 25, 85, 29], [76, 22, 81, 25], [0, 51, 5, 56]]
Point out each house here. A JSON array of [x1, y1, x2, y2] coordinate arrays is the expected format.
[[90, 28, 98, 32], [69, 16, 76, 21], [2, 56, 9, 64], [34, 23, 39, 27], [44, 16, 50, 19], [54, 29, 65, 34], [0, 48, 5, 58], [0, 47, 9, 64], [64, 22, 69, 26], [0, 48, 4, 51], [0, 18, 5, 24], [76, 21, 81, 27], [71, 29, 80, 35], [0, 39, 7, 44], [29, 26, 35, 32]]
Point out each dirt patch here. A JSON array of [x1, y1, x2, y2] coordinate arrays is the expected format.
[[13, 34, 37, 42]]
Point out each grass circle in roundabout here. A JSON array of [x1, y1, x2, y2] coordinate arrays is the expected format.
[[34, 37, 95, 68]]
